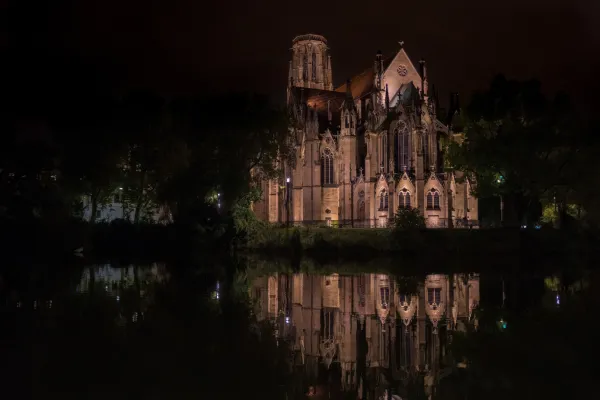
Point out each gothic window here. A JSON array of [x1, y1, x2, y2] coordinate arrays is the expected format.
[[426, 189, 440, 210], [312, 52, 317, 81], [321, 148, 334, 185], [399, 189, 411, 209], [423, 133, 430, 170], [303, 54, 308, 81], [345, 114, 349, 128], [382, 134, 388, 172], [427, 288, 441, 307], [350, 115, 354, 128], [379, 189, 389, 211], [395, 124, 410, 171]]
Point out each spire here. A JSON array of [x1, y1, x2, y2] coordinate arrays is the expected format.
[[454, 92, 461, 113], [375, 50, 383, 91], [418, 58, 428, 101], [385, 84, 390, 112]]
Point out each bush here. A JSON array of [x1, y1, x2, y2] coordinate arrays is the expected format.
[[393, 207, 426, 230]]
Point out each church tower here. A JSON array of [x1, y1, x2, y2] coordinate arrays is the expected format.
[[289, 34, 333, 91]]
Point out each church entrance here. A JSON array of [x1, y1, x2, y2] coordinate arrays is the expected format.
[[357, 200, 365, 221]]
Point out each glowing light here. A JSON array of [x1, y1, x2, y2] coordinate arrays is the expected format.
[[556, 294, 560, 305], [286, 177, 290, 183], [285, 316, 290, 324]]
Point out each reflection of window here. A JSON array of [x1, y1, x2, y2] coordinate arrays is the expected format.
[[426, 190, 440, 210], [427, 288, 441, 306], [357, 275, 366, 307], [380, 287, 390, 309], [321, 149, 334, 185], [399, 189, 411, 209], [379, 190, 389, 210]]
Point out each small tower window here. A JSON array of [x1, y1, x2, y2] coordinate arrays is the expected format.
[[303, 54, 308, 82], [312, 52, 317, 81], [345, 115, 349, 128], [321, 148, 334, 185]]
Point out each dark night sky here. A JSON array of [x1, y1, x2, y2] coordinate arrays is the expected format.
[[6, 0, 600, 110]]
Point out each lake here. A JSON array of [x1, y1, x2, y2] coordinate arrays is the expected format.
[[1, 258, 594, 399]]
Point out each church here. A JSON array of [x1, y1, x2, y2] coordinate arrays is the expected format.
[[253, 34, 478, 228]]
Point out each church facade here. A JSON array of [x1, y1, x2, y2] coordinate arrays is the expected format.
[[253, 34, 478, 228]]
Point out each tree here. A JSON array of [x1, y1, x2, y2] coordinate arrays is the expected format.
[[158, 93, 290, 225], [447, 75, 583, 227]]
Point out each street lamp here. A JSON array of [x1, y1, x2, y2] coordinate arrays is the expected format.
[[286, 177, 291, 229], [497, 175, 504, 226]]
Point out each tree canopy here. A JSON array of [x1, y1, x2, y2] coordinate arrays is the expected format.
[[448, 75, 597, 228]]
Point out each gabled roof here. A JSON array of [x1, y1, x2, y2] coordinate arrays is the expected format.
[[334, 55, 395, 99]]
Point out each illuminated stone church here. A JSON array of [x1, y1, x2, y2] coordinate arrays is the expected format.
[[253, 34, 478, 227]]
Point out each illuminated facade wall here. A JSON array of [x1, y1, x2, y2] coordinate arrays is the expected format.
[[254, 34, 479, 228]]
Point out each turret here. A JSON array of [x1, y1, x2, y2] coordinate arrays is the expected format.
[[290, 34, 332, 90]]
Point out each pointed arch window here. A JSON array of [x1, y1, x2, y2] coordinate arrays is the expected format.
[[321, 148, 334, 185], [312, 52, 317, 81], [382, 133, 388, 172], [379, 189, 389, 211], [399, 189, 411, 209], [423, 132, 430, 170], [303, 54, 308, 82], [345, 114, 349, 128], [395, 124, 410, 172], [426, 189, 440, 210]]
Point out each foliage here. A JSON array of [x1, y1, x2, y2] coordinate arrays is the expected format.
[[393, 207, 426, 230], [447, 75, 592, 227], [0, 88, 289, 244]]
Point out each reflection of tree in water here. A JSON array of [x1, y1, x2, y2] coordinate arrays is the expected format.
[[2, 262, 286, 399]]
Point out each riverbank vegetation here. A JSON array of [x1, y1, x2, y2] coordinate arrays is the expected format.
[[3, 70, 600, 261]]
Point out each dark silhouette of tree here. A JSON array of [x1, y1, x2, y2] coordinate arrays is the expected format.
[[448, 75, 587, 227]]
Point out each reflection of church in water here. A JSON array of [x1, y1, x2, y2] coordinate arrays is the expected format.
[[250, 273, 480, 397]]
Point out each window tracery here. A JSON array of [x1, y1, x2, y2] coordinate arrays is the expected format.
[[321, 148, 334, 185], [379, 189, 389, 211], [399, 189, 411, 209], [426, 189, 440, 210]]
